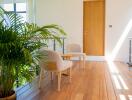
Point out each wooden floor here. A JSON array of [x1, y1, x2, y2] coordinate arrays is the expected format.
[[31, 61, 132, 100]]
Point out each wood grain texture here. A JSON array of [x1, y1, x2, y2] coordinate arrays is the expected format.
[[83, 1, 105, 56], [26, 61, 132, 100]]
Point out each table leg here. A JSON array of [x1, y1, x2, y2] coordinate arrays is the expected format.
[[83, 55, 85, 69]]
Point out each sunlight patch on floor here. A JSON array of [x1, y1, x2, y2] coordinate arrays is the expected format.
[[112, 75, 122, 89], [128, 95, 132, 100], [107, 60, 129, 90], [118, 75, 128, 90], [119, 94, 126, 100]]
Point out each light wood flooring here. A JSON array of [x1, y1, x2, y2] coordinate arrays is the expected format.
[[32, 61, 132, 100]]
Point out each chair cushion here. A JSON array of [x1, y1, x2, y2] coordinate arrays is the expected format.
[[59, 60, 72, 71]]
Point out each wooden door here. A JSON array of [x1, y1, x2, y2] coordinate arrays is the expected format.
[[83, 0, 105, 56]]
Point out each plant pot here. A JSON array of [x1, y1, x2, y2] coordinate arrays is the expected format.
[[0, 91, 16, 100]]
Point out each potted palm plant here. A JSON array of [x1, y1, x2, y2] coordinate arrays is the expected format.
[[0, 7, 66, 99]]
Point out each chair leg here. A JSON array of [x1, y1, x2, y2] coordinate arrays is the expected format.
[[50, 72, 54, 81], [57, 72, 61, 91], [69, 67, 72, 83], [39, 69, 43, 89], [79, 56, 81, 68], [83, 55, 86, 69]]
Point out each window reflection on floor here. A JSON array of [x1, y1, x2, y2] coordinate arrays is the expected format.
[[107, 61, 128, 90], [128, 95, 132, 100], [107, 60, 132, 100], [119, 94, 126, 100]]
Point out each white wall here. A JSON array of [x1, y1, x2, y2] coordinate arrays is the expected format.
[[36, 0, 83, 50], [36, 0, 132, 62], [105, 0, 132, 62]]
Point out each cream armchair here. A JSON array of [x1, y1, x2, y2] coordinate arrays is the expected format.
[[39, 49, 72, 91], [66, 43, 86, 68]]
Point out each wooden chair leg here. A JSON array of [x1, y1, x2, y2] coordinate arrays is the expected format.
[[69, 67, 72, 83], [79, 56, 81, 68], [50, 72, 54, 81], [39, 69, 43, 89], [58, 72, 61, 91], [83, 55, 86, 69]]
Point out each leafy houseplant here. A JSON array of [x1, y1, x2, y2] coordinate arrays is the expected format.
[[0, 7, 66, 99]]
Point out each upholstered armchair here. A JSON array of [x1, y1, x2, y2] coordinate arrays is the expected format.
[[39, 49, 73, 91], [66, 43, 86, 68]]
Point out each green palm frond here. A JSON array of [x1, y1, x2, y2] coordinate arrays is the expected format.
[[0, 6, 67, 98], [0, 7, 5, 22], [5, 12, 24, 32]]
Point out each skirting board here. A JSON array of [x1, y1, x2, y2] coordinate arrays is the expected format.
[[71, 56, 105, 61], [87, 56, 105, 61]]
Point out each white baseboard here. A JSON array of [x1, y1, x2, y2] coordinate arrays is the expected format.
[[86, 56, 105, 61], [71, 56, 105, 61]]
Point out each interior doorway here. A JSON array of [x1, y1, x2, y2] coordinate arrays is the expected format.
[[83, 0, 105, 56]]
